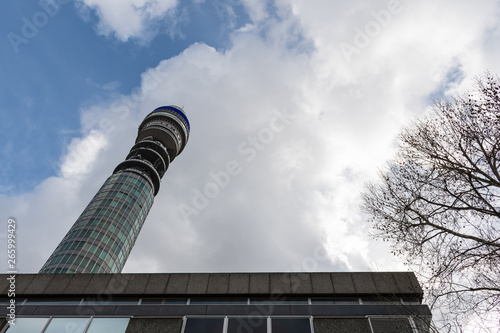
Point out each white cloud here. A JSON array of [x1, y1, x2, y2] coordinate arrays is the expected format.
[[60, 130, 108, 178], [77, 0, 179, 41]]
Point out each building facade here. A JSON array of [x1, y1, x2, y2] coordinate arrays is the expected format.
[[39, 106, 190, 274], [0, 272, 432, 333]]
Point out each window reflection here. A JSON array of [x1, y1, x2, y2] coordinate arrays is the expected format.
[[86, 318, 129, 333], [44, 318, 89, 333], [4, 318, 130, 333], [4, 318, 49, 333]]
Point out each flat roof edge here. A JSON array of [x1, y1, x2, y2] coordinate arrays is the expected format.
[[0, 272, 423, 298]]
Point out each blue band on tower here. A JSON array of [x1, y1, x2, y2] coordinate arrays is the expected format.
[[154, 106, 190, 132]]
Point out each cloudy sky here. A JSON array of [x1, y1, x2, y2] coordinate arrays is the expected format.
[[1, 0, 500, 280]]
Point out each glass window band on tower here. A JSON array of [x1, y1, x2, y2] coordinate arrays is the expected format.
[[40, 171, 154, 273], [39, 106, 190, 274]]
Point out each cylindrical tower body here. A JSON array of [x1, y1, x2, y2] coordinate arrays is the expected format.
[[40, 106, 190, 274]]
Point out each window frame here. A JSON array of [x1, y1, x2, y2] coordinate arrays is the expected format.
[[181, 316, 314, 333], [1, 316, 131, 333]]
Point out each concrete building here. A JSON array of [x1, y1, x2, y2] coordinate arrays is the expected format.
[[39, 106, 190, 274], [1, 272, 432, 333]]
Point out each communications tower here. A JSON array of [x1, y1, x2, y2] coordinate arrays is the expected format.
[[40, 106, 190, 273]]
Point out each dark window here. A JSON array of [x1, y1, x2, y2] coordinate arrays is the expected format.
[[333, 297, 360, 304], [190, 297, 247, 305], [227, 317, 267, 333], [310, 297, 335, 305], [141, 298, 164, 305], [250, 297, 308, 304], [401, 296, 421, 305], [311, 297, 360, 305], [272, 318, 311, 333], [184, 318, 224, 333], [165, 298, 189, 304], [24, 298, 82, 305], [141, 298, 188, 305], [363, 297, 401, 305], [82, 297, 139, 305]]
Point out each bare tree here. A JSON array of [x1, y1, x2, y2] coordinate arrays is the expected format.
[[362, 74, 500, 332]]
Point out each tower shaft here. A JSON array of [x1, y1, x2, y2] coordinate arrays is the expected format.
[[39, 171, 155, 273], [40, 106, 190, 273]]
